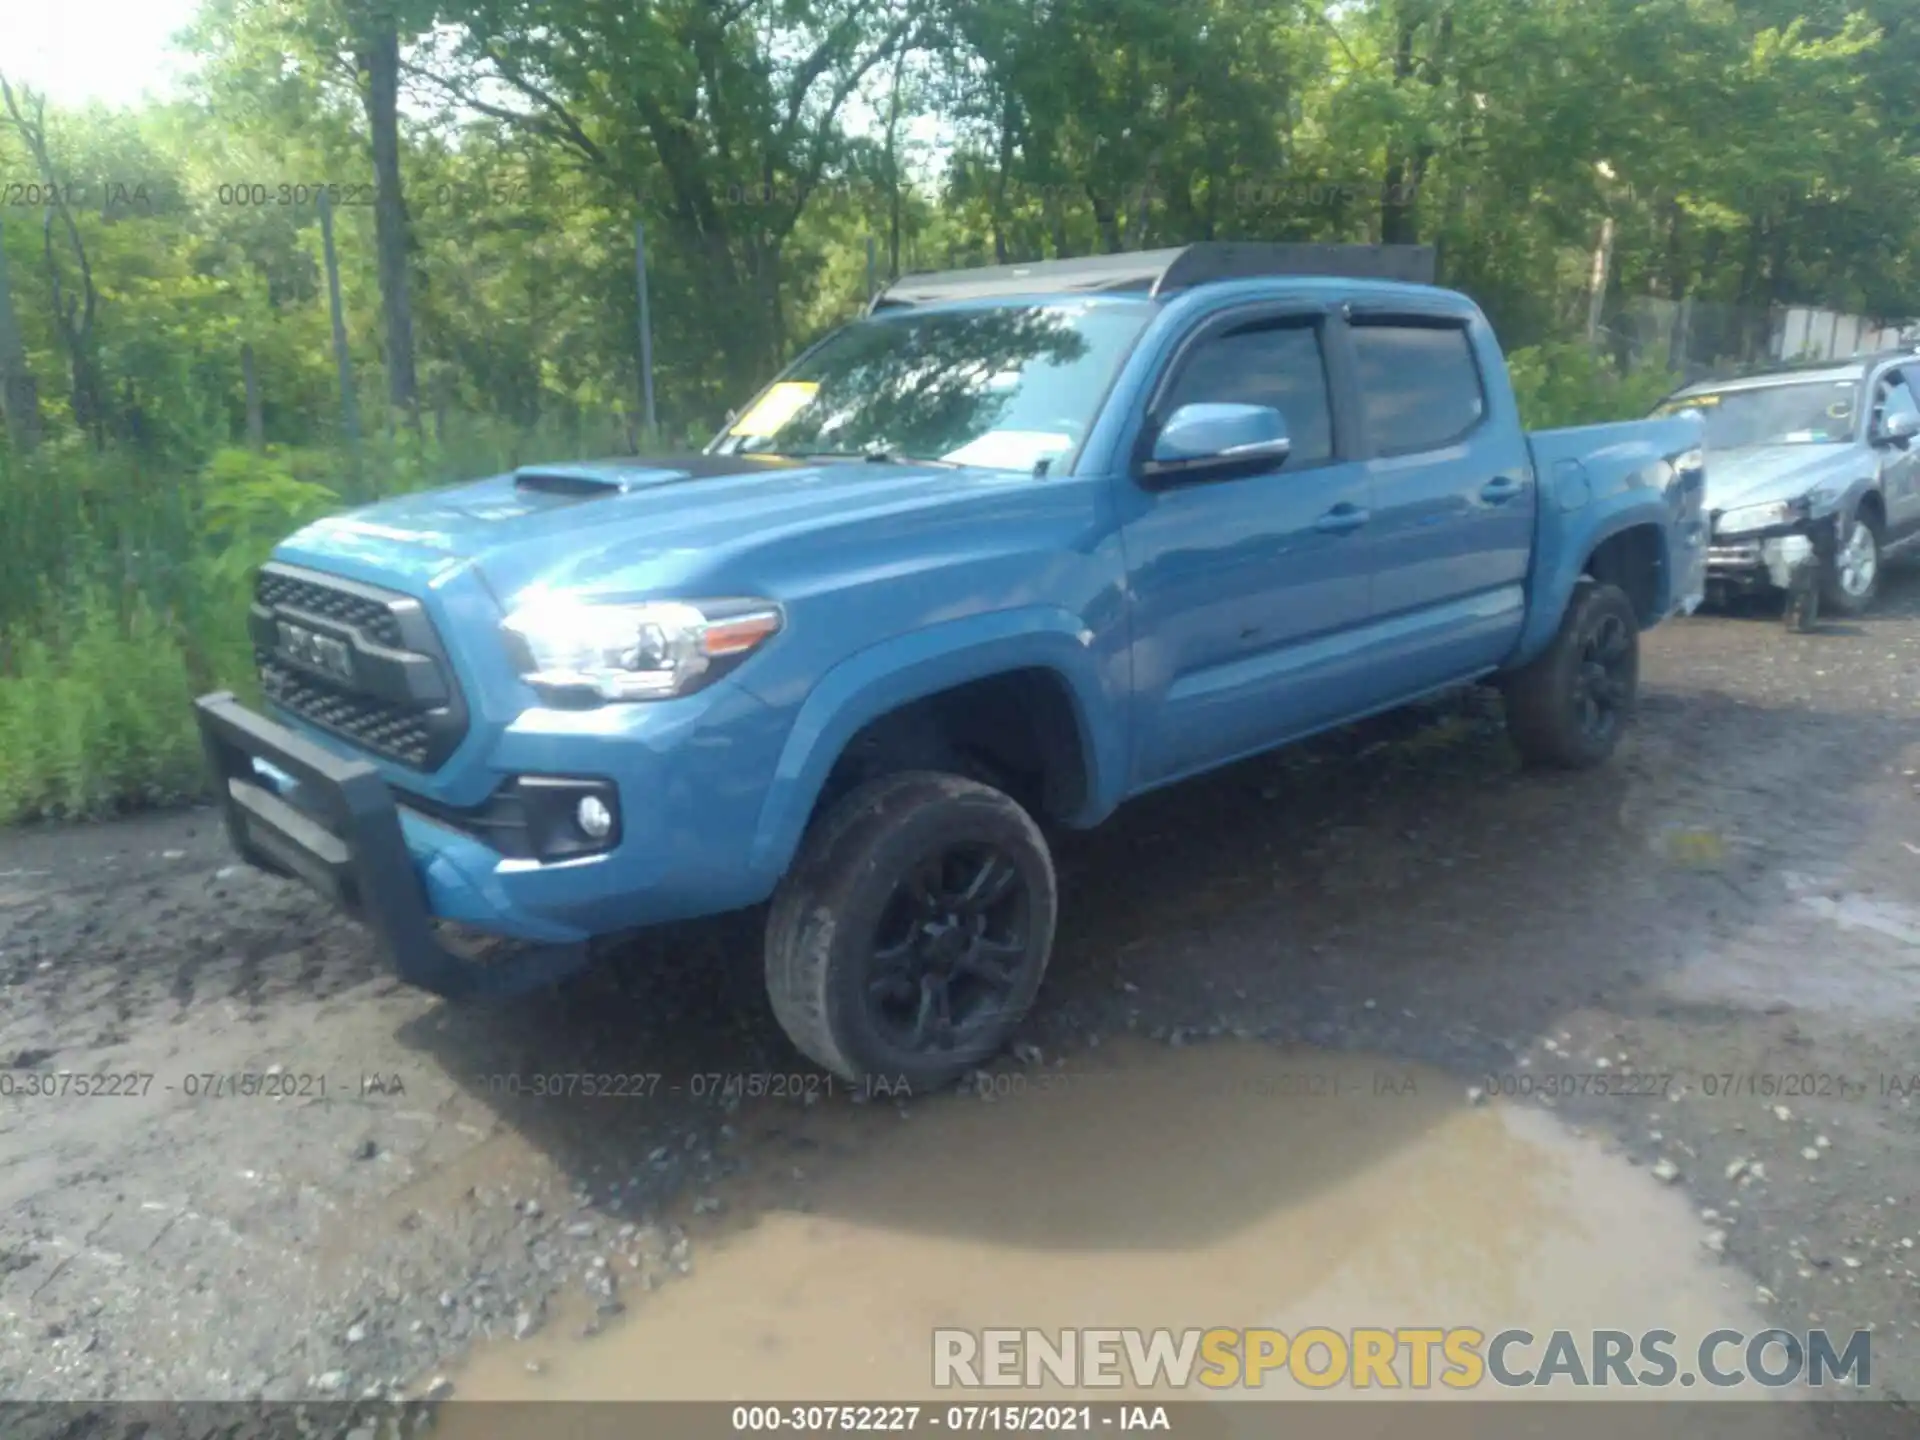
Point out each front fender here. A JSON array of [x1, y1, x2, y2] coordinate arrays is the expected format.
[[744, 608, 1122, 888], [1805, 475, 1875, 529]]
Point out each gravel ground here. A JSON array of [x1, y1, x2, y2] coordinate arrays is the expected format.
[[2, 564, 1919, 1414]]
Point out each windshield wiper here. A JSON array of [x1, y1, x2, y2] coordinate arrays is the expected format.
[[860, 448, 963, 468], [757, 448, 962, 468]]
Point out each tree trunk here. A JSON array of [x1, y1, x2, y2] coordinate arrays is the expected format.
[[317, 189, 361, 450], [1663, 197, 1687, 302], [883, 55, 905, 281], [1088, 186, 1121, 254], [1163, 169, 1196, 243], [241, 342, 264, 450], [1125, 165, 1156, 250], [356, 11, 419, 429], [1586, 216, 1616, 344], [3, 78, 100, 445], [0, 214, 40, 452], [992, 90, 1016, 265], [1734, 213, 1768, 360], [43, 207, 103, 446], [1380, 11, 1421, 245]]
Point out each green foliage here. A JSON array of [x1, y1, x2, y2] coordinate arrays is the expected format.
[[1507, 343, 1683, 430], [5, 0, 1920, 821], [0, 591, 209, 823], [196, 445, 342, 578]]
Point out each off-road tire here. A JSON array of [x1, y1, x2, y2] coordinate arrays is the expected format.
[[765, 770, 1057, 1092], [1502, 580, 1640, 770], [1818, 511, 1882, 617]]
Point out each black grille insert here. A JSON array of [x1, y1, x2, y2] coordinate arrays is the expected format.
[[258, 659, 437, 769], [250, 563, 468, 771], [255, 569, 404, 647]]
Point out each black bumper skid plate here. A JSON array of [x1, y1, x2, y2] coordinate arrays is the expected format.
[[193, 691, 589, 997]]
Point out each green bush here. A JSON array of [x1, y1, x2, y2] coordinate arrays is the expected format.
[[0, 590, 209, 822], [1507, 342, 1680, 431], [0, 415, 639, 824]]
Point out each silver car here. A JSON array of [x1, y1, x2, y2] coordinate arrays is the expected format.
[[1655, 350, 1920, 621]]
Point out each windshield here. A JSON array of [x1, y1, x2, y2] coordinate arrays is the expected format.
[[1653, 378, 1862, 447], [712, 299, 1154, 472]]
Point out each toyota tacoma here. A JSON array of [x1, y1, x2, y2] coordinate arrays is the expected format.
[[195, 242, 1709, 1089]]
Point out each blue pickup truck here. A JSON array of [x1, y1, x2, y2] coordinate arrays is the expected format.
[[194, 243, 1707, 1088]]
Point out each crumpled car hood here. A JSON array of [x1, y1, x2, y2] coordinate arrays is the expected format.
[[1703, 444, 1859, 513]]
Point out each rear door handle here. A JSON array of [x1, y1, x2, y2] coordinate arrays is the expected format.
[[1480, 476, 1524, 504], [1315, 504, 1370, 535]]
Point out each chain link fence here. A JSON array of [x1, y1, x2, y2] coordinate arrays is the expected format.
[[1595, 295, 1919, 383]]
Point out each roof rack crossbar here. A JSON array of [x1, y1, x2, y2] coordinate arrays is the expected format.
[[865, 242, 1438, 314]]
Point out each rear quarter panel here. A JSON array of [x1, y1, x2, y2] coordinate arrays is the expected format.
[[1509, 413, 1708, 670]]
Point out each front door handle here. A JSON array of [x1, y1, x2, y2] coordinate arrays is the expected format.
[[1315, 503, 1370, 535], [1480, 476, 1524, 504]]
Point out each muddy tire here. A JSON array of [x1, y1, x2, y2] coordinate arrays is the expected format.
[[1501, 580, 1640, 770], [765, 771, 1057, 1092], [1819, 512, 1881, 617]]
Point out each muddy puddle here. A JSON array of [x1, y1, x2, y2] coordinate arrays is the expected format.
[[433, 1038, 1813, 1436]]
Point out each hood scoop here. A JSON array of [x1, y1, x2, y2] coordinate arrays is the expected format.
[[513, 464, 678, 499]]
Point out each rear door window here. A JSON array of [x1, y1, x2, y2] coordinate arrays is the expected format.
[[1349, 323, 1487, 456]]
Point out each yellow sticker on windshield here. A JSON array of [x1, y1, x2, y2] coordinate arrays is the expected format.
[[729, 380, 819, 436]]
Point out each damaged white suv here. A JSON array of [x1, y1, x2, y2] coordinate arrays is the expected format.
[[1656, 351, 1920, 629]]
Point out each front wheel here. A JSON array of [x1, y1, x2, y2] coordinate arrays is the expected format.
[[765, 771, 1057, 1091], [1819, 514, 1881, 616], [1501, 580, 1641, 770]]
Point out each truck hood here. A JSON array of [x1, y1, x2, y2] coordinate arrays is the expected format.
[[276, 454, 1024, 601], [1703, 443, 1857, 512]]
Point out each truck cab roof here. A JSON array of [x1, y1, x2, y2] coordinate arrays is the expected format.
[[864, 242, 1441, 315]]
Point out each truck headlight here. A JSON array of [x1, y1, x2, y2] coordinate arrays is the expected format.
[[1715, 499, 1804, 536], [501, 598, 783, 701]]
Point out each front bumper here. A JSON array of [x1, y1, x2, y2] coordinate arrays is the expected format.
[[1706, 514, 1835, 594], [194, 691, 590, 997]]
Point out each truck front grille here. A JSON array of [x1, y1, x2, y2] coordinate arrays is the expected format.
[[257, 659, 439, 769], [249, 563, 469, 771], [255, 569, 404, 647], [1708, 542, 1763, 568]]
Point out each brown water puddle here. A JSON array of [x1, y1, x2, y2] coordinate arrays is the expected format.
[[435, 1038, 1811, 1434]]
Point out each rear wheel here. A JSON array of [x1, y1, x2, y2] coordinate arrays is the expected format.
[[1819, 513, 1881, 616], [1502, 580, 1640, 770], [765, 771, 1056, 1091]]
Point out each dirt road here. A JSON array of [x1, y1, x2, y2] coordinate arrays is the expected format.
[[2, 568, 1918, 1420]]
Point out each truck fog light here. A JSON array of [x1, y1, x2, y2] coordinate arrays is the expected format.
[[576, 795, 614, 840]]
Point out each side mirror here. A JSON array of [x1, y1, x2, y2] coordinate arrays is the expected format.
[[1876, 409, 1919, 445], [1141, 403, 1291, 485]]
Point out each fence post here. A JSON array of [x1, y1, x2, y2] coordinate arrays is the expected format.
[[635, 215, 657, 447]]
